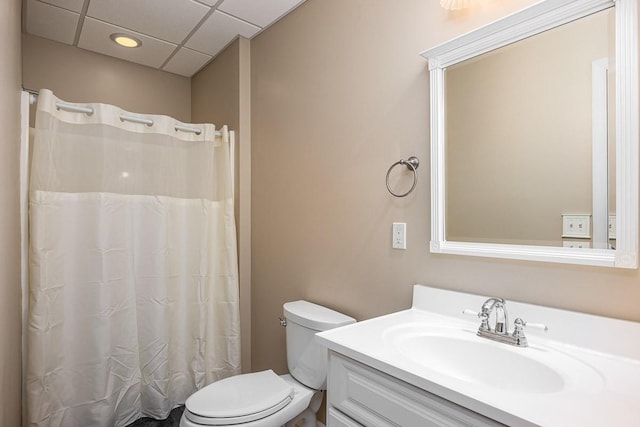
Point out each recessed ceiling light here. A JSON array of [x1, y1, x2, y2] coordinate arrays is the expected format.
[[110, 33, 142, 48]]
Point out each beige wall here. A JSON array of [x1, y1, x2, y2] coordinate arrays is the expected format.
[[236, 37, 252, 374], [251, 0, 640, 379], [192, 37, 253, 372], [192, 39, 240, 129], [23, 34, 190, 122], [0, 0, 23, 425]]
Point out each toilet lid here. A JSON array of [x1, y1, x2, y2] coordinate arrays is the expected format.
[[185, 370, 294, 425]]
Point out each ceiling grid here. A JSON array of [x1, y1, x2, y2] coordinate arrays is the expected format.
[[24, 0, 307, 77]]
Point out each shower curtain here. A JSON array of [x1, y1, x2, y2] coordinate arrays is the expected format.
[[26, 89, 241, 427]]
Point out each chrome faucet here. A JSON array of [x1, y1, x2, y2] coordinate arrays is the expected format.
[[479, 297, 508, 334], [464, 297, 547, 347]]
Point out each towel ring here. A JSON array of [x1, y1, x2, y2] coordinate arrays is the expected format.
[[386, 156, 419, 197]]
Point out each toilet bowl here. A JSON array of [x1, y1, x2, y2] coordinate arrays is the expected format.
[[180, 301, 355, 427]]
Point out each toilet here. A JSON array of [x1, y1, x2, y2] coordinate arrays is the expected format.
[[180, 300, 356, 427]]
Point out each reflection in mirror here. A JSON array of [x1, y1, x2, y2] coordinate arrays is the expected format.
[[444, 8, 615, 247]]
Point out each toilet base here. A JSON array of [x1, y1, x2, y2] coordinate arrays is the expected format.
[[284, 409, 316, 427], [284, 389, 323, 427]]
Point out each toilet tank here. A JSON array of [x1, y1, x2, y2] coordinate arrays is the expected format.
[[283, 301, 355, 390]]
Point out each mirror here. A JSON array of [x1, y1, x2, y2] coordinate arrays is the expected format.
[[445, 9, 614, 247], [422, 0, 638, 268]]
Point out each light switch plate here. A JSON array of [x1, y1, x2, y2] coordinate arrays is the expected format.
[[562, 214, 591, 239]]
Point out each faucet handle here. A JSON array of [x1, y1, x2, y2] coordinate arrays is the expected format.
[[513, 318, 548, 333], [524, 322, 548, 332], [463, 308, 490, 322], [463, 308, 491, 331], [462, 309, 481, 317]]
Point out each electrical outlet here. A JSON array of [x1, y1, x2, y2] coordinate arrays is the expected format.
[[392, 223, 406, 249]]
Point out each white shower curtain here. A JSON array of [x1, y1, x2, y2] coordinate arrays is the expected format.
[[26, 90, 241, 427]]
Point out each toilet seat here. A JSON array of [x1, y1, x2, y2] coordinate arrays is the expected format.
[[184, 370, 294, 426]]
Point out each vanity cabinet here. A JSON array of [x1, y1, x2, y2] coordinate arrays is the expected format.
[[326, 352, 504, 427], [319, 285, 640, 426]]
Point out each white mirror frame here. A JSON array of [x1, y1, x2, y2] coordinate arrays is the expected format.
[[422, 0, 638, 268]]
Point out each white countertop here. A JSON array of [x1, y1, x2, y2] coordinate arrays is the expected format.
[[316, 285, 640, 427]]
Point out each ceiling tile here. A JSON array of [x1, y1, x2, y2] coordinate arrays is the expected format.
[[187, 10, 260, 56], [78, 18, 178, 69], [26, 0, 309, 76], [218, 0, 306, 28], [26, 0, 79, 45], [87, 0, 210, 44], [37, 0, 85, 13], [163, 48, 212, 77]]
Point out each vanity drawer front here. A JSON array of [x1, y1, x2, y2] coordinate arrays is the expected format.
[[328, 353, 503, 427], [327, 408, 364, 427]]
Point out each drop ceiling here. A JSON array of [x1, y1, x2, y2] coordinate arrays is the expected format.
[[23, 0, 307, 77]]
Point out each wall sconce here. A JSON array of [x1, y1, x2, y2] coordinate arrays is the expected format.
[[440, 0, 472, 10]]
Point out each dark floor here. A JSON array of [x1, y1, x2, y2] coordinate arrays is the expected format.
[[126, 406, 185, 427]]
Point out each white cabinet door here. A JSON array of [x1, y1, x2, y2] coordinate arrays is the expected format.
[[327, 408, 363, 427], [327, 352, 504, 427]]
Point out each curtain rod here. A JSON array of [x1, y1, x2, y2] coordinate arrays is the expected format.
[[23, 88, 218, 137]]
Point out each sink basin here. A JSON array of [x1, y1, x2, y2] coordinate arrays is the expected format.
[[383, 323, 603, 394]]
